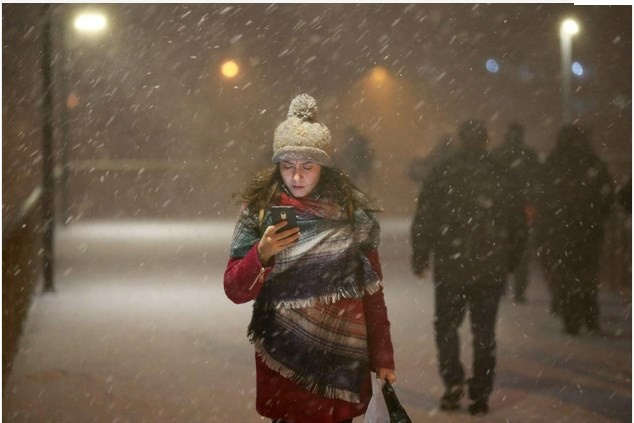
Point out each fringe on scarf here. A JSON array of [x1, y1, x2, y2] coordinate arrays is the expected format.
[[253, 339, 362, 404], [271, 279, 382, 309]]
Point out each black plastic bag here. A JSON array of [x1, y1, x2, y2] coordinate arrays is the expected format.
[[381, 381, 412, 423]]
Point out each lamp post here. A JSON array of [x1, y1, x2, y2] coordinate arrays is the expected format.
[[40, 5, 56, 292], [560, 18, 579, 123]]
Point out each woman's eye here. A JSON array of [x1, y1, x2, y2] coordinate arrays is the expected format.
[[302, 165, 313, 171]]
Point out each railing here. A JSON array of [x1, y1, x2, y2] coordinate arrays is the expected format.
[[2, 188, 44, 388]]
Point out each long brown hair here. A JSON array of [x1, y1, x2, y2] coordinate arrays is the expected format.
[[233, 165, 379, 218]]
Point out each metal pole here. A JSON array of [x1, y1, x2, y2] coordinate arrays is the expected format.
[[40, 4, 56, 293], [58, 10, 70, 226]]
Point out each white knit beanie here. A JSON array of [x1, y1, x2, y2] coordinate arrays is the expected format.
[[272, 94, 333, 167]]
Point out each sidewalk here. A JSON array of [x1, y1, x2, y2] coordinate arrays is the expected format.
[[3, 219, 631, 422]]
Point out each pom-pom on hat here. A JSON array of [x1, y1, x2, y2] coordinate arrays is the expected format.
[[272, 94, 333, 167]]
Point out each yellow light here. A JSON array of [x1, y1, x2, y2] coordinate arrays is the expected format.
[[74, 13, 107, 33], [370, 66, 389, 83], [221, 60, 240, 78], [66, 93, 80, 109], [561, 19, 579, 36]]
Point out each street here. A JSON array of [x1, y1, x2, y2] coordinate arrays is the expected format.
[[3, 219, 631, 422]]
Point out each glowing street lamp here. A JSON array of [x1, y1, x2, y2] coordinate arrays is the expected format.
[[370, 66, 389, 86], [560, 18, 580, 123], [221, 60, 240, 79], [73, 12, 107, 34]]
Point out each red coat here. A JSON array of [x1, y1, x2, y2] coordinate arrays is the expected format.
[[224, 241, 395, 423]]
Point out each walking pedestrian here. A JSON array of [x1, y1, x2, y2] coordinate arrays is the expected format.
[[411, 119, 527, 415], [339, 126, 375, 188], [224, 94, 396, 423], [407, 133, 456, 187], [491, 123, 540, 303], [535, 124, 614, 335]]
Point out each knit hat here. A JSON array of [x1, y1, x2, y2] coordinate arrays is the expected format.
[[272, 94, 334, 167]]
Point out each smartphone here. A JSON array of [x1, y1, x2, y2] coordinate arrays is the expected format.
[[270, 206, 298, 232]]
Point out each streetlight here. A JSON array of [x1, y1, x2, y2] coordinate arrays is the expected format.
[[40, 7, 109, 292], [369, 66, 389, 87], [73, 12, 107, 33], [560, 18, 579, 123], [221, 60, 240, 79]]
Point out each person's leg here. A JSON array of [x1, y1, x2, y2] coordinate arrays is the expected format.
[[467, 282, 504, 415], [434, 278, 467, 410], [579, 251, 599, 334], [585, 281, 601, 333], [560, 266, 583, 335]]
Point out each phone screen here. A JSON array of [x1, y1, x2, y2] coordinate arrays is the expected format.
[[270, 206, 298, 231]]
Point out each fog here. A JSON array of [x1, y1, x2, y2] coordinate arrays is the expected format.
[[2, 4, 631, 422]]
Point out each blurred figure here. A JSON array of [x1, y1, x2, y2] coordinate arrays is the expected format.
[[616, 178, 632, 290], [535, 124, 614, 335], [339, 126, 374, 187], [410, 120, 526, 416], [407, 133, 456, 186], [617, 178, 631, 215], [491, 123, 540, 303]]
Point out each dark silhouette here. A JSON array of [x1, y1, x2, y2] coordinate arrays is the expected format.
[[339, 126, 375, 187], [617, 178, 631, 215], [535, 124, 614, 335], [407, 133, 456, 186], [410, 120, 527, 415], [491, 123, 540, 303]]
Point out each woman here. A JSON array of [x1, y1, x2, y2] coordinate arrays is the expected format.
[[224, 94, 396, 423]]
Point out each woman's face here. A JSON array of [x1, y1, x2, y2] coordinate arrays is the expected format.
[[279, 160, 322, 198]]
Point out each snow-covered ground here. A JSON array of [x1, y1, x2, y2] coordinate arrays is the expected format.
[[3, 219, 631, 422]]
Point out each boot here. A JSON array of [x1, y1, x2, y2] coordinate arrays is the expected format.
[[468, 398, 489, 415], [439, 384, 463, 411]]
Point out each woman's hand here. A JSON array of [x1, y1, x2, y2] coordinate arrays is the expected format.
[[257, 221, 300, 265], [377, 368, 396, 384]]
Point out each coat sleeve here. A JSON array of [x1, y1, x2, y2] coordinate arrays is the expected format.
[[363, 249, 395, 371], [224, 241, 275, 304]]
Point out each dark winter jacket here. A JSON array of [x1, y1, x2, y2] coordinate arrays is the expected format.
[[535, 129, 614, 268], [491, 140, 540, 206], [411, 149, 527, 284]]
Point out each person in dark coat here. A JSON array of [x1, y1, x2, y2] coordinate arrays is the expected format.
[[535, 124, 614, 335], [407, 133, 457, 187], [491, 123, 540, 303], [411, 119, 527, 415], [339, 126, 375, 188], [617, 178, 631, 215]]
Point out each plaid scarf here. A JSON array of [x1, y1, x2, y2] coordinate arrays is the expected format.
[[229, 193, 382, 403]]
